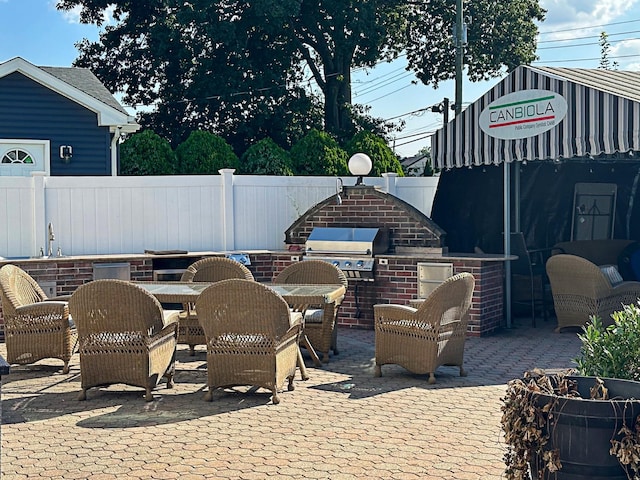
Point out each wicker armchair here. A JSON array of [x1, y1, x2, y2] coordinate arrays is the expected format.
[[273, 260, 347, 363], [68, 279, 179, 401], [0, 264, 77, 373], [546, 254, 640, 332], [195, 278, 302, 404], [373, 272, 475, 384], [178, 257, 254, 355]]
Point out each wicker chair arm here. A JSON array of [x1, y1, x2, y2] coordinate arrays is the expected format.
[[374, 304, 417, 323], [163, 310, 181, 326], [16, 301, 69, 319], [609, 281, 640, 298], [149, 321, 179, 345]]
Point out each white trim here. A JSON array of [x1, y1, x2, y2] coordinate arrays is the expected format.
[[0, 57, 139, 131]]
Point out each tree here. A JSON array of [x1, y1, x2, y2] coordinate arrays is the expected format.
[[240, 138, 293, 175], [290, 129, 349, 176], [175, 130, 239, 175], [346, 131, 403, 177], [119, 130, 175, 175], [403, 146, 436, 177], [599, 31, 619, 70], [58, 0, 545, 144]]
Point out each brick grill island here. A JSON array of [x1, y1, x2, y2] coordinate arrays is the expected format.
[[282, 184, 508, 336]]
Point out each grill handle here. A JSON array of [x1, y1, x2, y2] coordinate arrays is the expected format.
[[305, 249, 372, 256]]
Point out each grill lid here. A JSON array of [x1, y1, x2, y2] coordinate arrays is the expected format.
[[305, 227, 388, 256]]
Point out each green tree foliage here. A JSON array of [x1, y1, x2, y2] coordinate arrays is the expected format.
[[599, 31, 619, 70], [403, 146, 436, 177], [346, 131, 403, 177], [239, 138, 293, 176], [175, 130, 238, 175], [405, 0, 545, 88], [290, 129, 349, 176], [58, 0, 545, 144], [119, 130, 175, 175]]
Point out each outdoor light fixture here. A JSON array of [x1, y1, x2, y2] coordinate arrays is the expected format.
[[59, 145, 73, 164], [348, 153, 372, 185]]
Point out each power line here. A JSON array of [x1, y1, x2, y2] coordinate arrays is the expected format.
[[538, 18, 640, 36], [534, 52, 640, 64], [538, 29, 640, 45]]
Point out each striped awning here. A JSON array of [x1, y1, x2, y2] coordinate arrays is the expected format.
[[432, 65, 640, 170]]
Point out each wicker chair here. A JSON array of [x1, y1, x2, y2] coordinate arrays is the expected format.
[[546, 254, 640, 332], [195, 278, 302, 404], [68, 279, 179, 401], [0, 264, 77, 373], [273, 260, 348, 363], [178, 257, 254, 355], [373, 272, 475, 384]]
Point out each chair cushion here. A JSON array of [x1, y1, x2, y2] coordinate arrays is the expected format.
[[304, 308, 324, 324], [600, 264, 624, 286]]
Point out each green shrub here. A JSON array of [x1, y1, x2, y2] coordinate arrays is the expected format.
[[345, 131, 404, 177], [290, 129, 349, 176], [240, 138, 293, 175], [175, 130, 239, 174], [119, 130, 176, 175], [575, 305, 640, 381]]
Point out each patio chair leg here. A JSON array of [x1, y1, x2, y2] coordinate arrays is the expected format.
[[62, 361, 70, 374], [272, 390, 280, 405], [428, 373, 436, 384], [204, 388, 213, 402], [459, 366, 467, 377], [78, 389, 87, 401], [166, 373, 175, 389], [189, 345, 196, 356], [374, 364, 382, 377], [321, 351, 330, 363], [144, 388, 153, 402], [287, 376, 295, 391]]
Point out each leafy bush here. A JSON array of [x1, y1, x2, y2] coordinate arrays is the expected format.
[[575, 306, 640, 381], [290, 129, 349, 176], [345, 131, 404, 177], [119, 130, 176, 175], [239, 138, 294, 175], [175, 130, 239, 175]]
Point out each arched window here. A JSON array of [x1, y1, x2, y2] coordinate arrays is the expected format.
[[1, 148, 34, 164]]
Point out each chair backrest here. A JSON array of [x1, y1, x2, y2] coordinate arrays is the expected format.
[[546, 254, 613, 299], [195, 279, 293, 339], [180, 257, 254, 283], [69, 279, 166, 338], [416, 272, 475, 327], [273, 260, 348, 289], [0, 264, 47, 315]]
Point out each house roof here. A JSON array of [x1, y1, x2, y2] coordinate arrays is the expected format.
[[431, 65, 640, 170], [0, 57, 139, 133]]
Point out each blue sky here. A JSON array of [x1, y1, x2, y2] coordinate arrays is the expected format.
[[1, 0, 639, 157]]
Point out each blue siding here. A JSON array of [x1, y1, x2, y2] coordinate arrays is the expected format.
[[0, 72, 112, 175]]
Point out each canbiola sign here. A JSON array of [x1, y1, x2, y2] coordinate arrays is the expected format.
[[479, 89, 568, 140]]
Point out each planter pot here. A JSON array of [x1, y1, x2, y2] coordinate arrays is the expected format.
[[530, 375, 640, 480]]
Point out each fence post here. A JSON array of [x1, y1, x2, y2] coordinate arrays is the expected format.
[[382, 172, 398, 196], [31, 171, 47, 256], [219, 169, 236, 250]]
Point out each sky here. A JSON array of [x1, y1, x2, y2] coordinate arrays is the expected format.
[[1, 0, 640, 158]]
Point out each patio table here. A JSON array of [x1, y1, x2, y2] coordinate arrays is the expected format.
[[132, 281, 346, 380]]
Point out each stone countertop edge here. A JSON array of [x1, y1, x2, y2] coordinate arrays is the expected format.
[[0, 250, 275, 263]]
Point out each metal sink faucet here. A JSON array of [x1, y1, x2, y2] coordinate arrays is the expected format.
[[48, 222, 55, 257]]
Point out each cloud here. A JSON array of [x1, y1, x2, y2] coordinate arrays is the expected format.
[[539, 0, 640, 40], [611, 39, 640, 70]]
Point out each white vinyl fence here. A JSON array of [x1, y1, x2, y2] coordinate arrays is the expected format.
[[0, 170, 439, 258]]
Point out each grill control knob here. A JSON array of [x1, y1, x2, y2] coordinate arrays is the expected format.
[[344, 261, 352, 267], [332, 260, 340, 267], [356, 260, 364, 268]]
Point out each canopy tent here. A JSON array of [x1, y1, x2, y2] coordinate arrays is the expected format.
[[429, 65, 640, 326]]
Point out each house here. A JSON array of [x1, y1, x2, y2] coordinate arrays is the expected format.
[[0, 57, 139, 176]]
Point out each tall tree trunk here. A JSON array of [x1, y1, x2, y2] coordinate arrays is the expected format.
[[323, 53, 353, 140]]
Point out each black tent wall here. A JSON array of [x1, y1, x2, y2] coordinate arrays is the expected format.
[[431, 162, 640, 254]]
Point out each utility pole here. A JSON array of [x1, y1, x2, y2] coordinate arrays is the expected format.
[[431, 97, 450, 124], [454, 0, 464, 116]]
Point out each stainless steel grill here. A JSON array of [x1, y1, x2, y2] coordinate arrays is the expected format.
[[303, 227, 388, 281]]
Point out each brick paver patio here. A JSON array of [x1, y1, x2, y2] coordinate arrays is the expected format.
[[1, 318, 581, 479]]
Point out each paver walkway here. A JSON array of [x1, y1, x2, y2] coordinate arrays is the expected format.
[[0, 319, 581, 479]]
